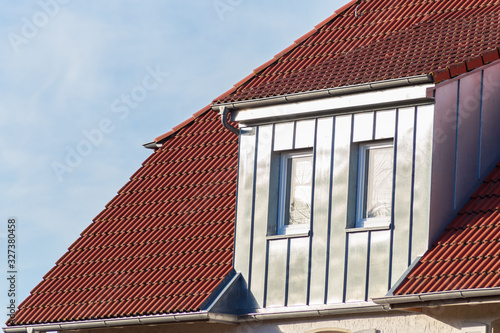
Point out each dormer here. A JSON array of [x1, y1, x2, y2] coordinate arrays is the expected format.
[[214, 76, 429, 310], [214, 59, 500, 315], [211, 0, 500, 315]]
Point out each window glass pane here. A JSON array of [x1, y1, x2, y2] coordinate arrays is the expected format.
[[364, 146, 393, 219], [287, 155, 313, 226]]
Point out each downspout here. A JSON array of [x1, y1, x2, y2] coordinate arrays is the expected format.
[[218, 106, 239, 135]]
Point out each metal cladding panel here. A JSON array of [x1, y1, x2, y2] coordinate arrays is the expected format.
[[251, 125, 274, 308], [411, 106, 434, 257], [375, 109, 396, 140], [345, 232, 369, 302], [429, 80, 459, 245], [480, 64, 500, 177], [328, 115, 352, 303], [295, 119, 316, 149], [234, 127, 257, 278], [352, 112, 374, 142], [274, 121, 294, 151], [287, 237, 310, 306], [310, 117, 333, 305], [391, 107, 415, 283], [266, 239, 288, 307], [455, 72, 482, 211], [367, 230, 391, 299], [10, 109, 238, 326], [216, 1, 500, 104]]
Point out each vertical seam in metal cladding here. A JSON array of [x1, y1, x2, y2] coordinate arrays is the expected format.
[[292, 120, 297, 150], [324, 116, 336, 304], [284, 238, 291, 306], [247, 126, 259, 297], [478, 70, 485, 179], [306, 118, 319, 306], [388, 108, 399, 289], [408, 106, 418, 266], [342, 115, 355, 303], [343, 233, 349, 303], [364, 231, 372, 301], [263, 124, 276, 309], [263, 239, 270, 308], [453, 80, 460, 210]]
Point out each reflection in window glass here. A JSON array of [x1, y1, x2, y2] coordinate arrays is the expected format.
[[278, 151, 313, 235], [363, 146, 393, 219], [357, 142, 394, 228], [285, 155, 313, 226]]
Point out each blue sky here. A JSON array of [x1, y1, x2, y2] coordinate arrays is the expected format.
[[0, 0, 345, 321]]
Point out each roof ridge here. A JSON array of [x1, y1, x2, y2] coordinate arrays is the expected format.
[[433, 48, 500, 83]]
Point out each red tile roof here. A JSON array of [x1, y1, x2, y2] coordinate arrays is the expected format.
[[8, 109, 238, 326], [394, 163, 500, 295], [214, 0, 500, 104]]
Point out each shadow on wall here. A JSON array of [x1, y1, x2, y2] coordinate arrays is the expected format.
[[421, 301, 500, 331], [100, 322, 284, 333], [235, 322, 285, 333]]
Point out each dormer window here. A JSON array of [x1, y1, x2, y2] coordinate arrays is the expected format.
[[277, 150, 313, 235], [356, 141, 394, 228]]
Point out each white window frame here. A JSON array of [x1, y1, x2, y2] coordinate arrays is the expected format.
[[356, 141, 394, 228], [277, 150, 313, 235]]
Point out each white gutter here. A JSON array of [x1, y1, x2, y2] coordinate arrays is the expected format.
[[240, 304, 388, 322], [3, 312, 238, 333], [212, 75, 433, 111], [3, 305, 389, 333], [373, 287, 500, 308]]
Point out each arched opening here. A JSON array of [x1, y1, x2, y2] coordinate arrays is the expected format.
[[492, 319, 500, 333]]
